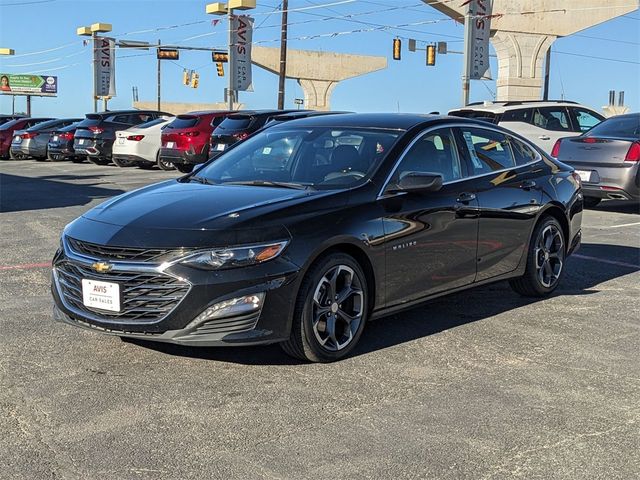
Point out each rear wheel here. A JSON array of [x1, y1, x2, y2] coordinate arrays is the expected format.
[[157, 154, 175, 171], [174, 163, 194, 174], [510, 216, 566, 297], [88, 157, 111, 166], [583, 197, 601, 209], [281, 253, 368, 362], [112, 157, 136, 168]]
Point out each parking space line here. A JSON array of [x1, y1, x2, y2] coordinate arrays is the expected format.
[[607, 222, 640, 229], [0, 262, 51, 272], [573, 254, 639, 269]]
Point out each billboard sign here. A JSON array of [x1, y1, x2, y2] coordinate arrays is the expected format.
[[230, 15, 254, 92], [94, 36, 116, 97], [469, 0, 493, 80], [0, 74, 58, 96]]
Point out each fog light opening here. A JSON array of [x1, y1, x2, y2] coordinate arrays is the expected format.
[[186, 293, 265, 329]]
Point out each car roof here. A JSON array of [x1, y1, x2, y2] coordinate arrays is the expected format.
[[181, 110, 234, 116], [449, 100, 582, 114], [270, 111, 352, 121], [87, 110, 171, 117], [266, 112, 454, 130]]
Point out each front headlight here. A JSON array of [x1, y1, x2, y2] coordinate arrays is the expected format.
[[181, 241, 288, 270]]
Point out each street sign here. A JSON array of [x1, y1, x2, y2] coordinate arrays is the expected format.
[[94, 36, 116, 97], [157, 48, 180, 60], [469, 0, 492, 80], [230, 15, 254, 91], [119, 40, 150, 50], [0, 73, 58, 96]]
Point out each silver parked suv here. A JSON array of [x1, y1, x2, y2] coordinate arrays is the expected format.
[[449, 100, 605, 154]]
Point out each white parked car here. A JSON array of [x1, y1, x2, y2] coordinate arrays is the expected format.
[[448, 100, 605, 154], [112, 115, 174, 169]]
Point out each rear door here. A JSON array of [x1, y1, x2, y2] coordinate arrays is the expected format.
[[381, 127, 479, 305], [456, 125, 543, 282]]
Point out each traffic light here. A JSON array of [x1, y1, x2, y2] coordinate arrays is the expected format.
[[182, 69, 190, 86], [212, 51, 229, 63], [392, 38, 401, 61], [426, 44, 436, 66], [191, 72, 200, 89], [157, 48, 179, 60], [216, 62, 225, 77]]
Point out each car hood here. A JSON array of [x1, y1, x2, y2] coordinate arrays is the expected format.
[[82, 179, 334, 230]]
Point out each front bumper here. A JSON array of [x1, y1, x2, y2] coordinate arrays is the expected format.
[[159, 147, 208, 166], [51, 237, 301, 347]]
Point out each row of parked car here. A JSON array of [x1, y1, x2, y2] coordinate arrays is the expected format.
[[0, 108, 343, 173], [1, 100, 638, 206]]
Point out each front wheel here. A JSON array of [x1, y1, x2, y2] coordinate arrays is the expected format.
[[281, 254, 368, 362], [174, 163, 194, 174], [510, 216, 566, 297]]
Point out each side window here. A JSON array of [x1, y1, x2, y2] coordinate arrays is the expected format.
[[501, 108, 533, 124], [459, 127, 515, 174], [509, 137, 539, 166], [393, 128, 462, 183], [571, 108, 602, 133], [533, 107, 571, 132]]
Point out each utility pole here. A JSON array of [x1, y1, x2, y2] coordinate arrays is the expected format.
[[277, 0, 288, 110], [157, 39, 162, 111], [543, 48, 551, 100], [461, 4, 473, 106], [26, 95, 31, 116]]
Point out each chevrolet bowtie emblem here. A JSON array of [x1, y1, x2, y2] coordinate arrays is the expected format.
[[91, 261, 113, 273]]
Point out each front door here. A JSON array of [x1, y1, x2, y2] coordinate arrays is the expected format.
[[455, 125, 543, 281], [381, 127, 479, 306]]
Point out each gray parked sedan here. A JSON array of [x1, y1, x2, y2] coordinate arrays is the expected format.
[[553, 113, 640, 207], [10, 118, 81, 160]]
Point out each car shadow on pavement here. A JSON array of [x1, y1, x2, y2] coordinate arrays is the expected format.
[[125, 242, 639, 366], [588, 200, 639, 215], [0, 173, 125, 213]]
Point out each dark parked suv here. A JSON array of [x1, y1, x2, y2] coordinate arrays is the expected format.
[[47, 122, 82, 162], [159, 111, 233, 173], [74, 110, 170, 165], [209, 110, 297, 159]]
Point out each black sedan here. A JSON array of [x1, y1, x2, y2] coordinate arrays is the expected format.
[[52, 114, 583, 362]]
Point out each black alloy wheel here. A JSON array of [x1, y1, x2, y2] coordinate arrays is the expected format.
[[281, 253, 368, 362], [157, 154, 175, 171], [510, 216, 566, 297]]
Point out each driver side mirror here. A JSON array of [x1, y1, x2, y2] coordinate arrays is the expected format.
[[386, 172, 444, 194]]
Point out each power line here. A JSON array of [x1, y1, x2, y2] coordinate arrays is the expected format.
[[554, 50, 640, 65]]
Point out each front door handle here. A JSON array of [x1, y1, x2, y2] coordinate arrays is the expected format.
[[539, 135, 551, 141], [520, 180, 537, 190], [456, 192, 476, 203]]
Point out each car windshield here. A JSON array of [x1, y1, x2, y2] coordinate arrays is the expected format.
[[586, 115, 640, 139], [166, 116, 198, 129], [138, 117, 170, 129], [217, 116, 253, 131], [194, 126, 401, 190]]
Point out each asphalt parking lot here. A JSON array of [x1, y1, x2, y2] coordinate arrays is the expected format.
[[1, 160, 639, 480]]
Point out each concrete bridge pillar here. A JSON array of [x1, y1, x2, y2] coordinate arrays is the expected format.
[[251, 46, 386, 111], [491, 32, 555, 101]]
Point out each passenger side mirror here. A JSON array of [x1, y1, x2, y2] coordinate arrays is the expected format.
[[387, 172, 444, 194]]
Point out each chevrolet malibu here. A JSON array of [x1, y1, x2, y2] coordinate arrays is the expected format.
[[52, 114, 583, 362]]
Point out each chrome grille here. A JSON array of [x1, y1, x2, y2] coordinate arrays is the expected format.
[[66, 237, 184, 263], [54, 261, 190, 323]]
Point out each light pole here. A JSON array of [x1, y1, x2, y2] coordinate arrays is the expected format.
[[77, 22, 112, 113], [206, 1, 256, 111], [0, 48, 16, 114]]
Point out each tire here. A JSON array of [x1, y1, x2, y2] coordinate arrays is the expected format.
[[112, 156, 136, 168], [9, 150, 21, 160], [88, 157, 111, 166], [157, 155, 175, 171], [510, 216, 566, 297], [280, 253, 369, 362], [71, 156, 85, 163], [174, 163, 194, 174], [583, 197, 601, 209]]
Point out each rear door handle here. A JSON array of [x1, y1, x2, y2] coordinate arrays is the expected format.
[[538, 135, 551, 141], [520, 180, 537, 190], [456, 192, 476, 203]]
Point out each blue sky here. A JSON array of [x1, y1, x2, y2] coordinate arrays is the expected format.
[[0, 0, 638, 117]]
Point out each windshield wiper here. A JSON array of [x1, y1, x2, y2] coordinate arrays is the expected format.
[[189, 176, 215, 185], [222, 180, 314, 190]]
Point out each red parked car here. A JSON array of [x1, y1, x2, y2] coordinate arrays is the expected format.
[[0, 117, 53, 159], [159, 110, 233, 173]]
